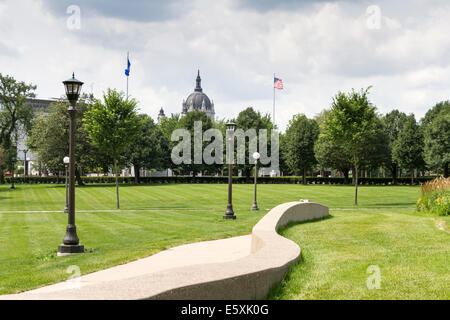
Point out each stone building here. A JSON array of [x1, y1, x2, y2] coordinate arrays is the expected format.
[[181, 70, 215, 121]]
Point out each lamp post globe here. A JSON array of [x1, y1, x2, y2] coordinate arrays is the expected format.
[[223, 121, 237, 220], [251, 152, 260, 211], [58, 73, 84, 256]]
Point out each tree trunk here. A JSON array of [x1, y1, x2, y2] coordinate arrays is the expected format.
[[75, 167, 84, 186], [354, 153, 358, 206], [10, 162, 15, 190], [302, 167, 307, 185], [115, 159, 120, 209], [411, 170, 414, 185], [134, 164, 140, 184], [390, 163, 397, 184], [444, 163, 449, 178]]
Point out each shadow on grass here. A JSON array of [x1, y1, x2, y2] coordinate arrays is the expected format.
[[276, 215, 334, 234]]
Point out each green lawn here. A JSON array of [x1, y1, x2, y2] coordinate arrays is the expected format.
[[0, 183, 448, 299]]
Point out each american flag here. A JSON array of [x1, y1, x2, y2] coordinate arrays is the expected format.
[[274, 77, 283, 89]]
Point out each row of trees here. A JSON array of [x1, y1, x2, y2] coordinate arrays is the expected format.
[[1, 73, 448, 206], [281, 87, 449, 204]]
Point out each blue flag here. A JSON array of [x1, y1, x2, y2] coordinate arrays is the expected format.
[[125, 56, 131, 77]]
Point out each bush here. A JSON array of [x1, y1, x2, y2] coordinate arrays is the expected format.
[[417, 177, 450, 216], [4, 175, 436, 185]]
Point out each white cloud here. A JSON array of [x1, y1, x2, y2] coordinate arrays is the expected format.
[[1, 0, 449, 131]]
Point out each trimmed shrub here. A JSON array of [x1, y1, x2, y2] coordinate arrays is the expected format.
[[4, 175, 436, 185]]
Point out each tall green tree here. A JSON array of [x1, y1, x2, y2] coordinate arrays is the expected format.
[[284, 114, 319, 183], [175, 110, 214, 176], [126, 114, 170, 183], [235, 107, 274, 178], [0, 74, 36, 189], [27, 94, 101, 184], [392, 114, 424, 184], [321, 87, 378, 205], [422, 101, 450, 177], [382, 110, 408, 183], [84, 89, 139, 209]]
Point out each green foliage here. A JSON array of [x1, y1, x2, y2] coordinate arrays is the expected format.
[[0, 73, 36, 186], [422, 101, 450, 177], [84, 89, 139, 161], [84, 89, 139, 208], [175, 110, 216, 175], [381, 110, 408, 182], [392, 114, 424, 174], [284, 114, 319, 178], [26, 94, 102, 176], [417, 177, 450, 216], [235, 107, 274, 177], [126, 114, 170, 182], [319, 87, 380, 204]]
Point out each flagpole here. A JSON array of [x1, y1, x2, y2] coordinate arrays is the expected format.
[[126, 52, 129, 101], [273, 73, 276, 125]]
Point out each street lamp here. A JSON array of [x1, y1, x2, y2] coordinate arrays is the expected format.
[[58, 73, 84, 256], [251, 152, 260, 211], [63, 156, 69, 214], [23, 149, 28, 176], [223, 121, 237, 220]]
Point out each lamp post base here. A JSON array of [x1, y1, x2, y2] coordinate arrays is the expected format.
[[223, 204, 236, 219], [57, 244, 84, 256], [251, 203, 259, 211]]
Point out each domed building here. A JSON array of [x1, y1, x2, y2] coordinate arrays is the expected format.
[[181, 70, 215, 121]]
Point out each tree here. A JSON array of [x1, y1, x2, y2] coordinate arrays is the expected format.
[[0, 74, 36, 189], [321, 87, 379, 205], [382, 110, 408, 183], [235, 107, 274, 178], [27, 94, 101, 184], [284, 114, 319, 183], [84, 89, 139, 209], [175, 110, 214, 176], [126, 114, 170, 183], [315, 133, 353, 182], [422, 101, 450, 177], [392, 114, 424, 184]]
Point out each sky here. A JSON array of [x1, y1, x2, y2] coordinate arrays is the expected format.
[[1, 0, 449, 131]]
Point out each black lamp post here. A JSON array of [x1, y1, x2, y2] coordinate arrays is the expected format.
[[63, 156, 69, 214], [251, 152, 260, 211], [223, 121, 236, 220], [23, 149, 28, 176], [58, 73, 84, 256]]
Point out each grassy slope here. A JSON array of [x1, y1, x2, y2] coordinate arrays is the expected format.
[[0, 183, 447, 299], [268, 209, 450, 300]]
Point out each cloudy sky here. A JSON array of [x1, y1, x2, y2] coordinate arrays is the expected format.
[[1, 0, 449, 131]]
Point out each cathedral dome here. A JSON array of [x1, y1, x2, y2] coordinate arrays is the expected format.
[[182, 70, 214, 114]]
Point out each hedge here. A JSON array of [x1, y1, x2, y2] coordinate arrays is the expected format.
[[3, 176, 436, 185]]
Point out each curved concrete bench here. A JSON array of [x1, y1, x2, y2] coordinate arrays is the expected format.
[[1, 201, 328, 300], [150, 201, 329, 300]]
